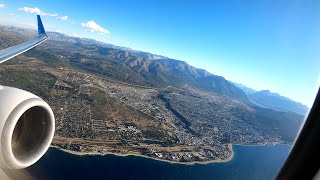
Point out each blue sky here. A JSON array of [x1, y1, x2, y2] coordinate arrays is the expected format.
[[0, 0, 319, 107]]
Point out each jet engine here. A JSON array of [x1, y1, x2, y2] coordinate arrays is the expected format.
[[0, 86, 54, 169]]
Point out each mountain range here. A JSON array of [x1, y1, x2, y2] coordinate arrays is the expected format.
[[233, 83, 309, 116], [45, 31, 248, 100], [49, 31, 307, 115]]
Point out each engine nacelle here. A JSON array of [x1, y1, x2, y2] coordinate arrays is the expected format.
[[0, 86, 54, 169]]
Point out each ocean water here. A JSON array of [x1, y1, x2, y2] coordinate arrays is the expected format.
[[26, 144, 291, 180]]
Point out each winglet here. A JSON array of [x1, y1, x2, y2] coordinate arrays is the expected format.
[[37, 15, 47, 36], [0, 15, 48, 63]]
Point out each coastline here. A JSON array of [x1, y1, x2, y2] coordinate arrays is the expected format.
[[232, 143, 292, 147], [50, 143, 291, 165], [50, 144, 234, 165]]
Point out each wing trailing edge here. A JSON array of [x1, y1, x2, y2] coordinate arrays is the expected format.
[[0, 15, 48, 64]]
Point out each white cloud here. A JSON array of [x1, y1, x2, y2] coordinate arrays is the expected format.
[[10, 13, 15, 16], [18, 7, 58, 17], [81, 20, 110, 34], [0, 4, 5, 8], [57, 15, 68, 21]]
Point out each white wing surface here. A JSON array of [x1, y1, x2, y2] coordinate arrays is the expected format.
[[0, 15, 48, 64]]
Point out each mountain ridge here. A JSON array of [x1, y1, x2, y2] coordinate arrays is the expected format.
[[233, 82, 308, 116], [44, 30, 248, 100], [48, 31, 169, 61], [249, 90, 309, 116]]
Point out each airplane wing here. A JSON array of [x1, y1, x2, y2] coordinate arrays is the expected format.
[[0, 15, 54, 170], [0, 15, 48, 64]]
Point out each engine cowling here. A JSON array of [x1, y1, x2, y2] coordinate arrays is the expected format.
[[0, 86, 55, 169]]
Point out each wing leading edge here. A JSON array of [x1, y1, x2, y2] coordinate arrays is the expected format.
[[0, 15, 48, 64]]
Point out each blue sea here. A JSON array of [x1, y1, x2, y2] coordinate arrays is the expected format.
[[26, 144, 291, 180]]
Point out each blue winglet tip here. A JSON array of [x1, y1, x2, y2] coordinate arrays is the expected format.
[[37, 15, 47, 36]]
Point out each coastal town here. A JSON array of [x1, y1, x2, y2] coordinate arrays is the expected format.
[[45, 67, 281, 163]]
